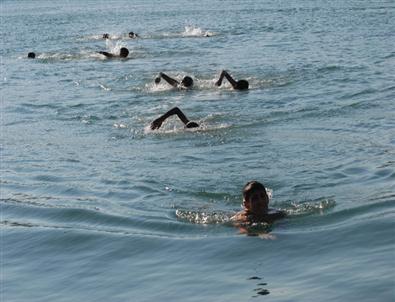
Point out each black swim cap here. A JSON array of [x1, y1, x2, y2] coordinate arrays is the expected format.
[[120, 47, 129, 58], [28, 52, 36, 59], [236, 80, 249, 90], [181, 76, 193, 87], [186, 121, 199, 128]]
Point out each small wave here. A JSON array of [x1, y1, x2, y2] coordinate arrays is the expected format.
[[80, 114, 101, 124], [280, 198, 336, 217], [113, 122, 128, 129], [340, 88, 378, 100], [99, 83, 111, 91]]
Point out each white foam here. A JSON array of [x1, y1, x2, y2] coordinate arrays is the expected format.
[[182, 26, 214, 37], [144, 120, 231, 135], [105, 39, 128, 55], [145, 82, 175, 93]]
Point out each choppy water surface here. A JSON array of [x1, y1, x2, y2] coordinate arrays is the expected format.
[[1, 0, 395, 301]]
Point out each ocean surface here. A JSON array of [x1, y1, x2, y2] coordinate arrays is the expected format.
[[1, 0, 395, 301]]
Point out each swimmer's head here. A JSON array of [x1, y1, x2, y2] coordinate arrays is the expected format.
[[186, 121, 199, 128], [181, 76, 193, 88], [236, 79, 249, 90], [242, 181, 269, 215], [119, 47, 129, 58], [128, 32, 136, 38], [103, 33, 109, 39], [28, 52, 36, 59]]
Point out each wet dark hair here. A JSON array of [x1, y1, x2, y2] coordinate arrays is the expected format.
[[181, 76, 193, 87], [103, 33, 109, 39], [119, 47, 129, 58], [236, 79, 249, 90], [243, 181, 267, 201], [28, 52, 36, 59]]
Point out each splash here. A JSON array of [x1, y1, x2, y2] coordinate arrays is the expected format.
[[144, 121, 231, 135], [151, 26, 215, 38], [182, 26, 214, 37], [176, 209, 231, 224], [105, 39, 128, 55], [144, 81, 176, 93]]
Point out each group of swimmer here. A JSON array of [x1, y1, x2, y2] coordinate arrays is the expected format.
[[150, 70, 249, 130], [28, 30, 139, 59], [27, 29, 285, 227], [149, 72, 284, 225], [102, 31, 140, 40]]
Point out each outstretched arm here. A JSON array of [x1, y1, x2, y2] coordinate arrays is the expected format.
[[150, 107, 192, 130], [98, 51, 114, 58], [157, 72, 180, 87], [215, 70, 238, 88]]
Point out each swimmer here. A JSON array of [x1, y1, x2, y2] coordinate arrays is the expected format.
[[128, 31, 140, 39], [154, 72, 194, 89], [28, 52, 36, 59], [231, 181, 286, 224], [150, 107, 199, 130], [102, 33, 110, 39], [155, 72, 194, 89], [215, 70, 249, 90], [98, 47, 129, 58]]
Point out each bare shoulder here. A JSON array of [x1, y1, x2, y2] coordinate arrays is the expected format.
[[268, 209, 287, 219]]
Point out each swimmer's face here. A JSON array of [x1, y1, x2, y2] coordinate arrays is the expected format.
[[243, 188, 269, 215]]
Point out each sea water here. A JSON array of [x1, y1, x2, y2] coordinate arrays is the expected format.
[[1, 0, 394, 301]]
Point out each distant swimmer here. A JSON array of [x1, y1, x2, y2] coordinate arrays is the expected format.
[[98, 47, 129, 58], [27, 52, 36, 59], [150, 107, 199, 130], [102, 33, 110, 39], [231, 181, 286, 224], [215, 70, 249, 90], [155, 72, 194, 89], [128, 31, 140, 39]]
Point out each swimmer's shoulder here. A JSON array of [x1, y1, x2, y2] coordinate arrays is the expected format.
[[268, 208, 287, 220]]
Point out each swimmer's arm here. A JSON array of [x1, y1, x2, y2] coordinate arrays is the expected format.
[[215, 70, 238, 88], [150, 107, 191, 130], [158, 72, 180, 87], [98, 51, 114, 58]]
